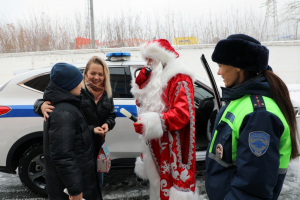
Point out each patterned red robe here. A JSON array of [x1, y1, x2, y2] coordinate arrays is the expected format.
[[132, 68, 197, 200]]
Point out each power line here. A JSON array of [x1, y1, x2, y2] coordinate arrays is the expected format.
[[90, 0, 95, 49], [261, 0, 279, 41]]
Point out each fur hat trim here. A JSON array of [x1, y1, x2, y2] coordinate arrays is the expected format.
[[212, 34, 269, 72], [141, 39, 179, 64]]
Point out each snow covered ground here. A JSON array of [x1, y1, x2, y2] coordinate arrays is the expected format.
[[1, 160, 300, 199], [279, 159, 300, 200]]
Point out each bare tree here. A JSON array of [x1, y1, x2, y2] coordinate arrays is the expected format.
[[281, 1, 300, 39], [0, 6, 298, 54]]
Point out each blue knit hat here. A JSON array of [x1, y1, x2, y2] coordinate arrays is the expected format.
[[50, 63, 83, 91]]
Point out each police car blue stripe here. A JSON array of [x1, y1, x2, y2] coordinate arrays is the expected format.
[[0, 105, 38, 118], [114, 105, 138, 117], [0, 105, 137, 118]]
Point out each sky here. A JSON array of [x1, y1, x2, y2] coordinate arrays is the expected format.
[[0, 0, 289, 23]]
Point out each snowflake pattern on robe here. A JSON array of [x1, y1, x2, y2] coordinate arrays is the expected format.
[[147, 75, 197, 200], [161, 161, 171, 175]]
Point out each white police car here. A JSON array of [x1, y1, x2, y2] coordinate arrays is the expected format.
[[0, 53, 298, 197]]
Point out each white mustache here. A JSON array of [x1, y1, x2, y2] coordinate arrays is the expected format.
[[146, 60, 159, 70]]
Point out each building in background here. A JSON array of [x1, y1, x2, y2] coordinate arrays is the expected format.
[[75, 37, 100, 49], [174, 37, 199, 45], [99, 38, 148, 48]]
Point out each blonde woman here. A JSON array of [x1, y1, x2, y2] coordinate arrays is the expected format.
[[34, 56, 116, 194]]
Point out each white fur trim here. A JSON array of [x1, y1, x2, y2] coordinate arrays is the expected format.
[[131, 78, 140, 96], [160, 59, 196, 86], [134, 157, 148, 180], [169, 186, 200, 200], [150, 184, 160, 200], [141, 42, 177, 64], [131, 60, 195, 100], [139, 138, 160, 200], [140, 112, 163, 140]]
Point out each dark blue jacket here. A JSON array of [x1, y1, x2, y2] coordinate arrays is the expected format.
[[43, 82, 102, 200], [205, 75, 291, 200]]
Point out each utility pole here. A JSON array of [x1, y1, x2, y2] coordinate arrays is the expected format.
[[261, 0, 279, 41], [90, 0, 95, 49]]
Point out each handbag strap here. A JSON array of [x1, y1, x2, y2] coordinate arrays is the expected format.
[[102, 135, 105, 143]]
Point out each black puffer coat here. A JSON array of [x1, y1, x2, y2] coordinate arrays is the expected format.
[[80, 87, 116, 155], [43, 82, 101, 200], [35, 87, 116, 156]]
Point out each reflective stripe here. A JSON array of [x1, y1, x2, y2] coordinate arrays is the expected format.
[[278, 168, 287, 174], [208, 153, 234, 168]]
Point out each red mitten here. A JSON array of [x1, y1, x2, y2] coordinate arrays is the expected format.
[[136, 99, 141, 107], [134, 122, 144, 135], [135, 67, 152, 89]]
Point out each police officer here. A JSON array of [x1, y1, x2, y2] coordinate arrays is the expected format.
[[205, 34, 299, 200]]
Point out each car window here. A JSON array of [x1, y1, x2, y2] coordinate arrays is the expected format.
[[194, 83, 213, 99], [22, 66, 134, 98], [109, 67, 133, 98], [23, 74, 50, 92], [194, 82, 214, 108]]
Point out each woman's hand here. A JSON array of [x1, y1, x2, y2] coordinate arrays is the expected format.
[[41, 101, 55, 122], [94, 127, 105, 135], [69, 192, 83, 200], [101, 123, 109, 133]]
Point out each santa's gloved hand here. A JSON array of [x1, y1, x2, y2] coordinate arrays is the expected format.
[[136, 99, 141, 107], [135, 67, 152, 89], [134, 122, 144, 135]]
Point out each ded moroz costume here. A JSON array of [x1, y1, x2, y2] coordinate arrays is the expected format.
[[131, 39, 199, 200]]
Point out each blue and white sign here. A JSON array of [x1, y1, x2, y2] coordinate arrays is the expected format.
[[249, 131, 270, 157]]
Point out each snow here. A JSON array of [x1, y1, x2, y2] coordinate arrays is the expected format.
[[288, 84, 300, 104], [0, 157, 300, 199], [279, 159, 300, 200], [287, 84, 300, 92]]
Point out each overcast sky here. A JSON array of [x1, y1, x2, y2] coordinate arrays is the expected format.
[[0, 0, 289, 22]]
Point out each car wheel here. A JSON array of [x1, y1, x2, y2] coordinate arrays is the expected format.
[[18, 142, 47, 197]]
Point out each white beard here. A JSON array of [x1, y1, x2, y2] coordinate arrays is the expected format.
[[132, 61, 166, 114]]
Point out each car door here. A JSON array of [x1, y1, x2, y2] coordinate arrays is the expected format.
[[200, 54, 222, 111], [107, 66, 141, 161], [200, 54, 223, 141]]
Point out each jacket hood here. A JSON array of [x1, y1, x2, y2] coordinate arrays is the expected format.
[[221, 75, 272, 102], [43, 81, 81, 106]]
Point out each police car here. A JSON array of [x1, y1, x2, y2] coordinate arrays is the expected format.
[[0, 53, 299, 197]]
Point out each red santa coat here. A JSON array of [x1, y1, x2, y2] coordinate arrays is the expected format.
[[132, 64, 198, 200]]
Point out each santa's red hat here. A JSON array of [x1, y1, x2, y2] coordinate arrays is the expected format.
[[140, 39, 179, 64]]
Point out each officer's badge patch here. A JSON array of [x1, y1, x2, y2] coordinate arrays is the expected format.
[[225, 112, 235, 124], [249, 131, 270, 157]]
